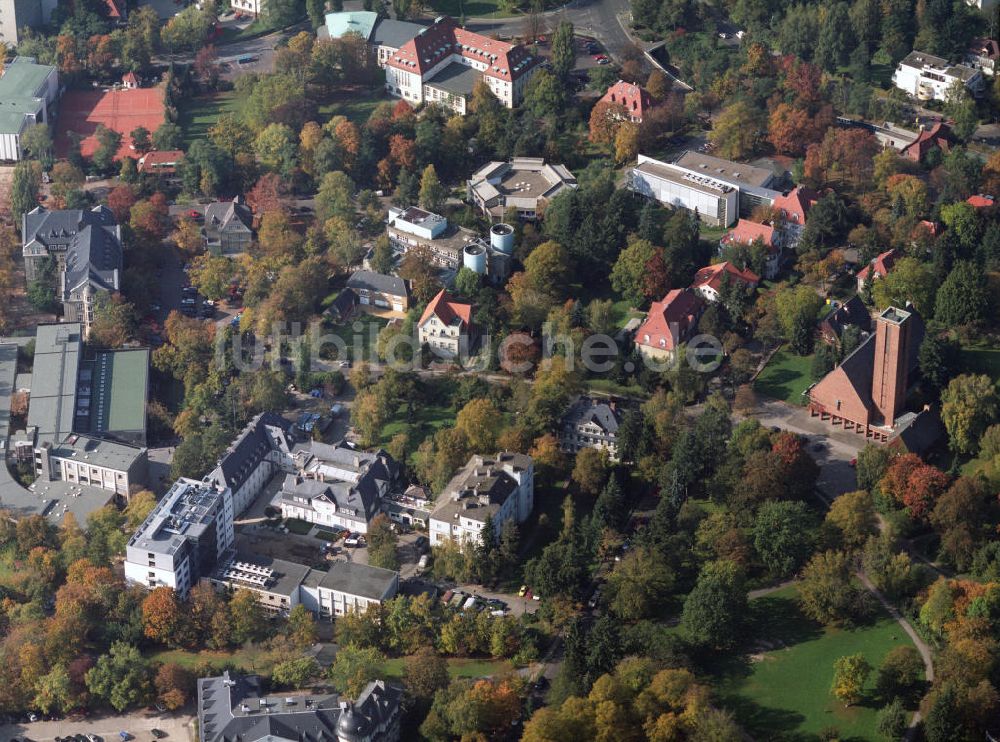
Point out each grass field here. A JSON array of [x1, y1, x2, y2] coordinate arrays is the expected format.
[[585, 377, 647, 398], [960, 346, 1000, 382], [321, 312, 389, 362], [380, 402, 458, 451], [315, 529, 341, 541], [318, 92, 388, 127], [284, 517, 314, 535], [754, 349, 815, 405], [178, 91, 242, 147], [425, 0, 518, 18], [382, 656, 513, 680], [711, 587, 918, 741], [149, 646, 279, 673]]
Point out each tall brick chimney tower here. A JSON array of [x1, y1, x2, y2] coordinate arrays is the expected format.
[[871, 306, 912, 427]]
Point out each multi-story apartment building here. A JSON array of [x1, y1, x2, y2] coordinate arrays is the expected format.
[[892, 50, 984, 101], [558, 397, 623, 461], [429, 452, 533, 546], [384, 16, 540, 113], [125, 478, 235, 594]]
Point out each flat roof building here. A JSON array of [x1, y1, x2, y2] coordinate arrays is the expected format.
[[893, 50, 985, 102], [468, 158, 577, 220], [629, 154, 739, 227], [0, 57, 59, 161]]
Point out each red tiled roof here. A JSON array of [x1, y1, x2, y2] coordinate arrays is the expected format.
[[419, 289, 473, 328], [599, 80, 652, 120], [857, 248, 897, 281], [137, 150, 184, 173], [122, 71, 138, 85], [967, 194, 995, 208], [722, 218, 777, 250], [918, 220, 939, 236], [635, 288, 703, 352], [386, 16, 537, 83], [106, 0, 124, 19], [772, 186, 819, 227], [691, 261, 760, 293], [900, 122, 953, 161]]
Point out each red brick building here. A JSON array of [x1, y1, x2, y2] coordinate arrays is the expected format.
[[598, 80, 653, 123], [808, 306, 924, 442]]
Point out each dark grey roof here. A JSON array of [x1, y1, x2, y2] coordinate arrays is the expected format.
[[22, 205, 116, 253], [370, 18, 424, 49], [326, 288, 357, 318], [560, 397, 621, 435], [62, 224, 122, 298], [430, 453, 530, 525], [204, 198, 253, 236], [319, 560, 398, 600], [210, 412, 293, 492], [820, 296, 872, 339], [427, 62, 481, 97], [346, 270, 409, 299]]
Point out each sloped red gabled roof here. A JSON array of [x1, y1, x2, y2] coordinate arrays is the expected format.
[[967, 194, 995, 208], [857, 248, 897, 281], [722, 219, 777, 251], [691, 261, 760, 293], [635, 288, 703, 352], [419, 289, 473, 329], [599, 80, 652, 119], [772, 185, 820, 227]]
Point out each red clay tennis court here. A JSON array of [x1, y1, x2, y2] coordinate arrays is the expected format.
[[55, 87, 166, 161]]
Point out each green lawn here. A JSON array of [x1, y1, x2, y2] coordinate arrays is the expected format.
[[148, 646, 279, 673], [711, 587, 919, 742], [315, 529, 341, 541], [754, 349, 815, 406], [318, 92, 388, 127], [321, 312, 389, 362], [178, 91, 242, 147], [960, 346, 1000, 382], [380, 402, 458, 450], [585, 377, 647, 399], [284, 517, 314, 535], [382, 656, 513, 680], [425, 0, 518, 18]]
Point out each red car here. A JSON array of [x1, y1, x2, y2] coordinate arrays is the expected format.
[[187, 209, 202, 220], [593, 54, 608, 61]]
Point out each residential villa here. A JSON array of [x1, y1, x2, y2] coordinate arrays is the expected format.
[[892, 50, 984, 101], [772, 185, 820, 246], [418, 289, 474, 359], [204, 196, 253, 255], [345, 270, 411, 314], [597, 80, 653, 123], [558, 397, 623, 460], [856, 248, 897, 292], [634, 288, 704, 364], [691, 261, 760, 303], [720, 218, 783, 279]]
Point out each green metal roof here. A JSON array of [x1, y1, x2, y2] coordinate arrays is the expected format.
[[87, 349, 149, 437], [0, 59, 54, 135], [323, 10, 378, 40]]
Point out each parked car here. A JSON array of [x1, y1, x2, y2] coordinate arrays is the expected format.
[[417, 554, 430, 571], [151, 730, 166, 739], [518, 585, 528, 597], [415, 535, 429, 553], [344, 534, 360, 547], [187, 209, 202, 220]]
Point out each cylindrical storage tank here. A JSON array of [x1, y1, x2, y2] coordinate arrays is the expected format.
[[490, 223, 514, 255], [463, 243, 487, 274]]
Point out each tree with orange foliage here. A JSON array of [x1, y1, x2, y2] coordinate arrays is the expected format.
[[130, 192, 170, 243], [388, 134, 417, 171], [107, 185, 137, 223], [55, 35, 83, 75], [87, 35, 116, 77], [803, 128, 880, 189], [246, 173, 287, 223], [155, 663, 194, 710], [142, 587, 183, 646], [880, 453, 950, 519], [588, 101, 628, 146], [768, 103, 826, 156]]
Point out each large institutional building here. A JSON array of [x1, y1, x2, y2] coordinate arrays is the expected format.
[[383, 16, 540, 113], [892, 50, 984, 102], [0, 57, 59, 161]]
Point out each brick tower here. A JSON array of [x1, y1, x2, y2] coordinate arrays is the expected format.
[[871, 307, 912, 427]]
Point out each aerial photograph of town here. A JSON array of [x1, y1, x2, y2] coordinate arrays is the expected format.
[[0, 0, 998, 738]]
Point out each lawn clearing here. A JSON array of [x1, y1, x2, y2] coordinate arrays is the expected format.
[[711, 586, 919, 741], [381, 656, 513, 680], [754, 349, 815, 405], [315, 529, 341, 541], [178, 91, 242, 147], [425, 0, 518, 17], [318, 90, 388, 127], [148, 646, 279, 673], [380, 402, 458, 451], [320, 312, 389, 362], [284, 517, 314, 535]]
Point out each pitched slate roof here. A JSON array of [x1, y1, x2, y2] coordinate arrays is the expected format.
[[62, 224, 123, 298], [23, 205, 118, 257], [346, 269, 409, 298], [819, 295, 872, 339], [561, 397, 621, 434], [419, 289, 472, 328], [205, 197, 253, 235], [635, 288, 703, 352], [209, 412, 293, 494]]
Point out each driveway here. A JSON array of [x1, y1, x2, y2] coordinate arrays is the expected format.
[[1, 709, 194, 742]]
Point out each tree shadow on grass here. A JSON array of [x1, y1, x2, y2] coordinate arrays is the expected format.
[[748, 595, 825, 649], [717, 694, 812, 741]]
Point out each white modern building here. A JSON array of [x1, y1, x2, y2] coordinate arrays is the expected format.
[[892, 50, 985, 101], [124, 478, 235, 594], [429, 452, 534, 546], [467, 158, 577, 220], [0, 57, 59, 161], [312, 560, 399, 618], [629, 154, 740, 227], [384, 16, 540, 113], [38, 434, 147, 498]]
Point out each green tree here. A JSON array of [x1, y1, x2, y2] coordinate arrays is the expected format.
[[752, 500, 816, 577], [935, 261, 991, 327], [709, 101, 764, 159], [825, 490, 878, 550], [33, 665, 73, 715], [454, 266, 481, 298], [606, 546, 674, 621], [610, 238, 659, 307], [404, 646, 449, 701], [306, 0, 325, 28], [91, 124, 122, 173], [871, 256, 935, 316], [367, 513, 399, 571], [329, 644, 386, 697], [551, 22, 575, 80], [571, 447, 609, 496], [815, 2, 856, 71], [876, 697, 908, 740], [831, 653, 872, 706], [923, 683, 962, 742], [153, 122, 183, 151], [316, 170, 355, 222], [680, 560, 747, 650], [286, 603, 318, 650], [20, 124, 54, 170], [875, 645, 923, 701], [229, 589, 266, 644], [918, 332, 960, 395], [370, 234, 394, 275], [798, 550, 866, 625], [775, 284, 824, 355], [85, 642, 153, 711], [11, 161, 40, 230], [271, 657, 320, 688], [941, 374, 999, 454], [418, 164, 446, 212]]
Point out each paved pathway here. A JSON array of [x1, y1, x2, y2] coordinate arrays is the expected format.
[[1, 710, 194, 742]]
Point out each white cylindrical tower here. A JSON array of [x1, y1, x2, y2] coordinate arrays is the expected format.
[[463, 243, 487, 274], [489, 223, 514, 255]]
